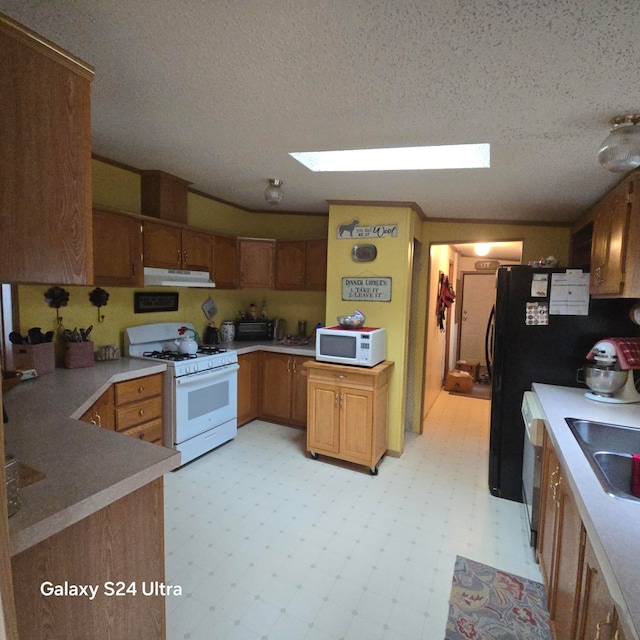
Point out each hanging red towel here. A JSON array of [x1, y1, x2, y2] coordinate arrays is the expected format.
[[632, 454, 640, 497], [586, 338, 640, 370]]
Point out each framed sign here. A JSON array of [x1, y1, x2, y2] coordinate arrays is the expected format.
[[342, 277, 392, 301], [134, 291, 179, 313], [337, 220, 398, 239]]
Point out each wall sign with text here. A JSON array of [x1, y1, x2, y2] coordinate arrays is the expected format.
[[336, 219, 398, 239], [342, 277, 392, 301]]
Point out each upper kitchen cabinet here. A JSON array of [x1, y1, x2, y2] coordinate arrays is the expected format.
[[238, 238, 275, 289], [93, 209, 143, 287], [304, 239, 328, 291], [143, 220, 212, 273], [275, 239, 327, 291], [213, 234, 238, 289], [0, 13, 94, 284], [141, 170, 191, 225], [590, 176, 640, 298]]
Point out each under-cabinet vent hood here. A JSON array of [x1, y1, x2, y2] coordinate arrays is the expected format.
[[143, 267, 215, 288]]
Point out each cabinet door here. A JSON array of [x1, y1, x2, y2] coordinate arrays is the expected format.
[[305, 239, 328, 291], [181, 229, 212, 272], [213, 235, 238, 289], [80, 386, 115, 431], [143, 221, 182, 269], [590, 187, 630, 296], [551, 474, 584, 639], [238, 352, 259, 426], [538, 431, 560, 602], [93, 210, 143, 287], [259, 352, 292, 422], [0, 16, 93, 285], [239, 238, 275, 289], [307, 383, 340, 454], [290, 357, 311, 427], [276, 241, 306, 290], [339, 387, 373, 464], [576, 538, 618, 640]]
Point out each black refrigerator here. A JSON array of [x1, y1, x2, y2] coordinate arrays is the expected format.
[[487, 265, 640, 503]]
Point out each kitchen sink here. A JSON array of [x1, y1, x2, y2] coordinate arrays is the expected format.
[[565, 418, 640, 502]]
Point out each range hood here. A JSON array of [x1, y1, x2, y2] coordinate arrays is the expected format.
[[143, 267, 215, 288]]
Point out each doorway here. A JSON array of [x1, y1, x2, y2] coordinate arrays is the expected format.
[[457, 272, 495, 366]]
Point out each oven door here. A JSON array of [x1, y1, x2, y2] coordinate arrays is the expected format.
[[173, 363, 239, 444]]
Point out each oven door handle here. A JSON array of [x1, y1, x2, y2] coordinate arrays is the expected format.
[[175, 363, 239, 386]]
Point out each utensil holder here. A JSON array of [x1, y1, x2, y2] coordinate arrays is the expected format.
[[64, 341, 95, 368]]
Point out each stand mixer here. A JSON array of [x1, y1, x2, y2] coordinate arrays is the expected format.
[[583, 339, 640, 404]]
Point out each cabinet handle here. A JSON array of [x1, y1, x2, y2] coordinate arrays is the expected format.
[[340, 392, 343, 408], [139, 409, 145, 417], [335, 374, 347, 379], [183, 251, 188, 265], [178, 249, 182, 264], [595, 612, 613, 640], [287, 360, 291, 372], [95, 413, 102, 428], [334, 392, 339, 407], [138, 386, 145, 393], [292, 360, 297, 373]]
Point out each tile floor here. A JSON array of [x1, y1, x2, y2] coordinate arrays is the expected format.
[[164, 389, 542, 639]]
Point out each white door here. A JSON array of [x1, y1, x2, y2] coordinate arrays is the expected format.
[[458, 273, 495, 363]]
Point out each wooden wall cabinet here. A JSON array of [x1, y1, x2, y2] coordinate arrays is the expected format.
[[590, 177, 640, 298], [0, 14, 94, 285], [93, 209, 144, 287], [259, 352, 311, 427], [305, 361, 393, 474], [143, 220, 212, 273], [213, 234, 238, 289], [239, 238, 275, 289], [141, 169, 191, 224], [537, 429, 632, 640], [237, 352, 259, 426], [275, 239, 327, 291]]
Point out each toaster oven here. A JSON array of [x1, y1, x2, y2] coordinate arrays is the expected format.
[[234, 321, 273, 341]]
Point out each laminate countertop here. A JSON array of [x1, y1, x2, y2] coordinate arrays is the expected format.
[[3, 358, 180, 556], [226, 340, 316, 358], [533, 383, 640, 640]]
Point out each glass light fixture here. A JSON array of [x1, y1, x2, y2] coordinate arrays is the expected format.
[[264, 178, 284, 205], [598, 114, 640, 172], [474, 243, 490, 256]]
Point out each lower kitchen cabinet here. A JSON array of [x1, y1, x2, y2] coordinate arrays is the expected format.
[[80, 373, 164, 445], [304, 361, 393, 474], [538, 429, 632, 640], [238, 352, 259, 426], [260, 352, 311, 427]]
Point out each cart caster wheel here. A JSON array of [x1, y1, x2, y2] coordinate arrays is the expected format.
[[310, 452, 319, 460], [370, 466, 378, 476]]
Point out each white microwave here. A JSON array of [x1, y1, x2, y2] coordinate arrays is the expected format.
[[316, 327, 386, 367]]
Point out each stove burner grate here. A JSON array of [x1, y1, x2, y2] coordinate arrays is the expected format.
[[143, 350, 198, 361]]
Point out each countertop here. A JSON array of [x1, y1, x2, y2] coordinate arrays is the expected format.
[[3, 358, 180, 556], [224, 339, 316, 358], [532, 383, 640, 640]]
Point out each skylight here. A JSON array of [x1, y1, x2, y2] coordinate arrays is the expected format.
[[290, 144, 490, 172]]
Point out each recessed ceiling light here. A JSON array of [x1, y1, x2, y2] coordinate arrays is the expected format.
[[474, 243, 491, 256], [290, 144, 490, 172]]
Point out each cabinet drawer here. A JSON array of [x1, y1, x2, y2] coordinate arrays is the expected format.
[[121, 418, 163, 444], [308, 368, 374, 389], [115, 374, 163, 405], [115, 396, 163, 431]]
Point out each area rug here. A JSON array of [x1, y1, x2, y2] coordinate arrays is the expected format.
[[445, 556, 551, 640]]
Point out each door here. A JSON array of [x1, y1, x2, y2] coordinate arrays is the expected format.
[[260, 352, 292, 422], [181, 229, 212, 272], [458, 272, 495, 363], [307, 383, 340, 453], [340, 387, 373, 463], [143, 221, 182, 269]]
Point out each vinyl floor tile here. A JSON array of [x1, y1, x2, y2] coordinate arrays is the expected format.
[[165, 389, 541, 639]]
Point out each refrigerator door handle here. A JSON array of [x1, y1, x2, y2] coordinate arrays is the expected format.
[[485, 305, 495, 381]]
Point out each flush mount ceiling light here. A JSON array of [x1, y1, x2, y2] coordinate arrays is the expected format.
[[598, 114, 640, 172], [290, 143, 490, 172], [264, 178, 284, 205], [474, 243, 491, 256]]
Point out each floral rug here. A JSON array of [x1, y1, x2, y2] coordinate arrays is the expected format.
[[445, 556, 551, 640]]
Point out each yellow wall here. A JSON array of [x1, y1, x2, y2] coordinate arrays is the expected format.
[[17, 159, 326, 349], [326, 204, 418, 454], [423, 221, 571, 266]]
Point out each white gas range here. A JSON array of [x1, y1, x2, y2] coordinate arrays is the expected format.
[[124, 322, 239, 465]]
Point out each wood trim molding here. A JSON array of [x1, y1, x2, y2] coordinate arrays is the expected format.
[[327, 200, 427, 220], [425, 216, 571, 228]]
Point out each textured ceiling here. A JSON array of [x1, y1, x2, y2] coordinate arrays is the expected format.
[[3, 1, 640, 222]]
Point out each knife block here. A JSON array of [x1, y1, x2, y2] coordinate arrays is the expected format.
[[12, 343, 55, 374], [63, 341, 94, 369]]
